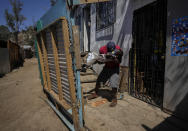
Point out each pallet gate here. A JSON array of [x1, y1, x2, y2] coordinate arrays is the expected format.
[[36, 17, 84, 131], [35, 1, 113, 130]]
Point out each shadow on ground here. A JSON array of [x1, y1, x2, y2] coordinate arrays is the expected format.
[[142, 93, 188, 131], [0, 74, 5, 78]]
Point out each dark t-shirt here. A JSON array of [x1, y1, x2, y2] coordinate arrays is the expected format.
[[99, 45, 122, 68]]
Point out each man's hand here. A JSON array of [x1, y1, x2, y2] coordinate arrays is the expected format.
[[96, 55, 105, 64], [106, 52, 116, 59]]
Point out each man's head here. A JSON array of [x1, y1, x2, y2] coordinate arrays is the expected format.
[[107, 41, 115, 52]]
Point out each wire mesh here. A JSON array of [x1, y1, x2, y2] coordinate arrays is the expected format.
[[129, 0, 167, 107]]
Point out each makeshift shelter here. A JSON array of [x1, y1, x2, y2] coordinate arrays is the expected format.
[[0, 40, 24, 75]]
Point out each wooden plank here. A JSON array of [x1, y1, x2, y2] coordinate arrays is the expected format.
[[41, 32, 52, 91], [80, 75, 97, 83], [80, 0, 110, 4], [7, 41, 11, 69], [61, 19, 80, 131], [36, 37, 48, 89], [119, 66, 129, 92], [50, 28, 63, 100], [72, 26, 81, 70]]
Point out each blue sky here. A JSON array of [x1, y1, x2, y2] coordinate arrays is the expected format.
[[0, 0, 51, 29]]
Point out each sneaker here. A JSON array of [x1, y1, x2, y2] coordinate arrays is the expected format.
[[87, 93, 98, 100], [109, 99, 117, 107]]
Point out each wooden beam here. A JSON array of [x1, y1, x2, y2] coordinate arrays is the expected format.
[[61, 19, 80, 131], [36, 37, 48, 89], [50, 28, 63, 100], [41, 32, 52, 91], [72, 26, 81, 70], [80, 0, 110, 4]]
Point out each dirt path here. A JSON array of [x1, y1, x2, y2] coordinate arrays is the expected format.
[[0, 58, 68, 131]]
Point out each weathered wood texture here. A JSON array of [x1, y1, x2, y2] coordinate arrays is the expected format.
[[119, 66, 129, 92], [36, 39, 48, 89], [6, 40, 23, 70], [72, 26, 81, 70], [41, 33, 52, 91], [61, 18, 80, 131], [73, 26, 85, 129], [50, 29, 63, 100]]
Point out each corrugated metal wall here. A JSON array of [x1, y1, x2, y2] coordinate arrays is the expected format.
[[45, 25, 72, 104]]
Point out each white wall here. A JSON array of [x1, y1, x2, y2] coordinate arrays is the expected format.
[[89, 0, 188, 120], [90, 0, 156, 73]]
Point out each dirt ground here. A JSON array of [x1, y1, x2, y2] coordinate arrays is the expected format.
[[84, 92, 188, 131], [0, 58, 68, 131], [1, 58, 187, 131], [82, 71, 188, 131]]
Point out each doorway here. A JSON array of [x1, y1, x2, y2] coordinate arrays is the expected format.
[[129, 0, 167, 107]]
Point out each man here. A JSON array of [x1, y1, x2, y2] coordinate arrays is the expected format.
[[88, 41, 123, 107]]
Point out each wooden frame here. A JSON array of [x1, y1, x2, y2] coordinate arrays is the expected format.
[[72, 26, 81, 70], [36, 20, 72, 110], [50, 28, 63, 100], [40, 33, 52, 91], [36, 17, 81, 131], [36, 39, 47, 89], [61, 18, 80, 131]]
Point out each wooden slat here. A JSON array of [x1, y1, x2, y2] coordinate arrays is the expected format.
[[36, 39, 48, 89], [72, 26, 81, 70], [41, 33, 52, 91], [50, 29, 63, 100], [61, 19, 80, 131]]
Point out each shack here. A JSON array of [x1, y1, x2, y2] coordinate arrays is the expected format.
[[83, 0, 188, 121], [0, 40, 24, 75], [35, 0, 188, 131]]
